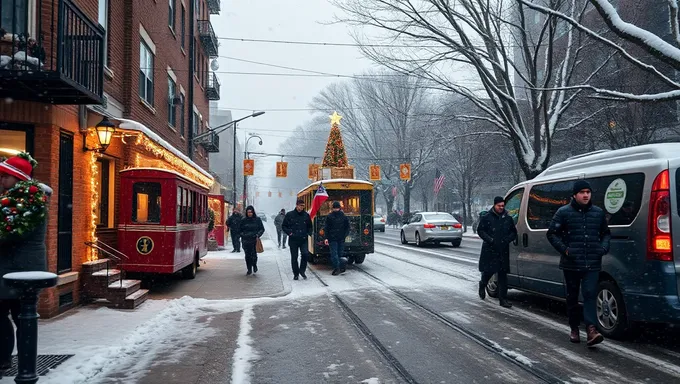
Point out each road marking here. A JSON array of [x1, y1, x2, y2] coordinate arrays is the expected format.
[[374, 240, 478, 265]]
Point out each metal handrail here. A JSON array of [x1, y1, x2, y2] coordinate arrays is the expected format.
[[84, 240, 129, 289]]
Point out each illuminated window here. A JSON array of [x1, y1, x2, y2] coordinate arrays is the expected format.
[[320, 193, 361, 216], [132, 182, 161, 223], [96, 158, 115, 228], [0, 128, 30, 158]]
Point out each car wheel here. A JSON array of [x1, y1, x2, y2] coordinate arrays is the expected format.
[[380, 228, 385, 233], [354, 254, 366, 264], [486, 273, 499, 298], [400, 231, 408, 244], [597, 280, 630, 339], [415, 232, 423, 247], [452, 239, 462, 248]]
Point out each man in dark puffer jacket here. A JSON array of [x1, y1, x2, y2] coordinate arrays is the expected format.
[[547, 180, 611, 347]]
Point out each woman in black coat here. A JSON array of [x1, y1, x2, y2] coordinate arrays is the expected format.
[[477, 197, 517, 308], [240, 206, 265, 276]]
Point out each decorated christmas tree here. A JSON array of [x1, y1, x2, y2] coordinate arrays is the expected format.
[[322, 111, 349, 167]]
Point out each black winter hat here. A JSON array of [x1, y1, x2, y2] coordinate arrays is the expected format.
[[493, 196, 504, 205], [572, 180, 592, 195], [332, 201, 341, 208]]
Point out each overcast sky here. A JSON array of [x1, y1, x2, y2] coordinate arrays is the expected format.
[[211, 1, 373, 212]]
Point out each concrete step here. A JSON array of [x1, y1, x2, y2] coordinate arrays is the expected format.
[[107, 279, 142, 299], [91, 269, 121, 285], [82, 259, 110, 274], [121, 289, 149, 309]]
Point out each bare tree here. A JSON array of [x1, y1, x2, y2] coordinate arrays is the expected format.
[[311, 72, 438, 213], [334, 0, 607, 178], [519, 0, 680, 101]]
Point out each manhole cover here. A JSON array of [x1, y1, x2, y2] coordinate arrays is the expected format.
[[3, 355, 73, 376]]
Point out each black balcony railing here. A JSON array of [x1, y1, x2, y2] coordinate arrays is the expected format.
[[199, 131, 220, 153], [207, 0, 221, 15], [197, 20, 218, 58], [0, 0, 104, 104], [206, 72, 220, 100]]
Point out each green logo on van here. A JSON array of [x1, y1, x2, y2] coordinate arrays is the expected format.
[[604, 178, 627, 214]]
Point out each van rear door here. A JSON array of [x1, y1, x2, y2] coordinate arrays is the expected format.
[[669, 163, 680, 298]]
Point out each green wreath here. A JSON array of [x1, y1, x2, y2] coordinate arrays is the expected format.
[[0, 180, 48, 240]]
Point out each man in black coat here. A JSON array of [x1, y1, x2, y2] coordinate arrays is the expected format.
[[547, 180, 610, 346], [226, 208, 243, 253], [324, 201, 350, 276], [478, 196, 517, 308], [282, 199, 313, 280]]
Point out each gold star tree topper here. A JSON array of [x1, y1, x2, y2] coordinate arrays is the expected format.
[[330, 111, 343, 126]]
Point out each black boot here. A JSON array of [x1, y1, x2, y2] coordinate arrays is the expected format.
[[478, 282, 486, 300], [253, 265, 258, 274], [246, 270, 252, 276]]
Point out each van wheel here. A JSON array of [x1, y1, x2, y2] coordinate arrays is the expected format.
[[486, 273, 499, 298], [400, 231, 408, 244], [415, 233, 423, 247], [182, 256, 198, 279], [354, 254, 366, 264], [596, 280, 629, 339]]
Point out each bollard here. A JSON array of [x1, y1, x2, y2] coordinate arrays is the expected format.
[[3, 272, 57, 384]]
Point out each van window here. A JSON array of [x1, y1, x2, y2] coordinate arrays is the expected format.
[[527, 173, 645, 230], [505, 188, 524, 225]]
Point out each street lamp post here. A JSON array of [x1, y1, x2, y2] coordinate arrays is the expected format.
[[243, 134, 263, 206], [192, 111, 265, 207]]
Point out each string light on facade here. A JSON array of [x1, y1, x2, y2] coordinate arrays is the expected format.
[[89, 148, 100, 261]]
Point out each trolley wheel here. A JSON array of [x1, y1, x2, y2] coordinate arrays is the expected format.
[[308, 255, 318, 265], [354, 254, 366, 264], [182, 256, 198, 279], [346, 256, 355, 265]]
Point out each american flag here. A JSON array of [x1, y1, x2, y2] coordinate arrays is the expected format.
[[434, 169, 445, 195]]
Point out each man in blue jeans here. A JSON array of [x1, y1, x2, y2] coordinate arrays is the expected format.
[[324, 201, 350, 275], [547, 180, 611, 347]]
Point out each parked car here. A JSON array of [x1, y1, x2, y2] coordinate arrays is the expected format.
[[373, 214, 386, 232], [487, 144, 680, 339], [400, 212, 463, 247]]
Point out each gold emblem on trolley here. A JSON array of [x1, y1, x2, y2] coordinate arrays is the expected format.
[[136, 236, 154, 255]]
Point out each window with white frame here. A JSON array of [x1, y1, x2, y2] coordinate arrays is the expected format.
[[139, 41, 154, 105], [98, 0, 109, 67], [168, 0, 176, 30], [168, 77, 177, 127], [193, 110, 200, 136], [1, 0, 28, 34]]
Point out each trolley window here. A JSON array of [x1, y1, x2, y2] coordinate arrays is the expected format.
[[320, 192, 361, 216], [133, 182, 161, 224], [177, 187, 183, 223]]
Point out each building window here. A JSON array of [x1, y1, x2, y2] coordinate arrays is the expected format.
[[0, 125, 33, 158], [168, 77, 177, 127], [181, 5, 186, 48], [132, 182, 161, 224], [139, 41, 154, 105], [179, 93, 185, 136], [193, 111, 200, 136], [98, 0, 109, 67], [168, 0, 175, 30], [95, 158, 115, 228], [1, 0, 28, 34]]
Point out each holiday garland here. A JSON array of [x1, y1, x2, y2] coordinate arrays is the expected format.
[[0, 180, 48, 240]]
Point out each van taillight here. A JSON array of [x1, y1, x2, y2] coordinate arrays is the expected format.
[[647, 169, 673, 261]]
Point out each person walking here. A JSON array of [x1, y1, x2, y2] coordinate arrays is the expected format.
[[0, 154, 50, 371], [547, 180, 610, 347], [477, 196, 517, 309], [274, 209, 287, 249], [282, 199, 312, 280], [240, 206, 265, 276], [226, 208, 243, 253], [324, 201, 350, 276]]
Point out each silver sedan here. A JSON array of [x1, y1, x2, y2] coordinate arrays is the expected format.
[[400, 212, 463, 247]]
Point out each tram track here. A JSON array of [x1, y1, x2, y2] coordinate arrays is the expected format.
[[348, 265, 565, 384]]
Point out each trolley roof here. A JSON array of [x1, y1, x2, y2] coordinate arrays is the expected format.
[[298, 179, 374, 195], [120, 167, 209, 189]]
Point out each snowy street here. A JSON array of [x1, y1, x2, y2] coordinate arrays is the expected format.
[[6, 225, 680, 384]]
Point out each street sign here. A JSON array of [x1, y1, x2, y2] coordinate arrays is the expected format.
[[400, 163, 411, 180], [369, 165, 381, 181], [243, 159, 254, 176], [308, 164, 320, 180], [276, 161, 288, 178]]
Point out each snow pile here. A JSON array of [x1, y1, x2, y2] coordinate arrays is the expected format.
[[231, 305, 258, 384]]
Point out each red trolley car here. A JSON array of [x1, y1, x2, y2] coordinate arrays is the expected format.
[[118, 168, 209, 278]]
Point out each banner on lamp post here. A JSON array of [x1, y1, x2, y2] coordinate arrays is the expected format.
[[369, 165, 381, 181], [399, 163, 411, 181], [243, 159, 254, 176], [276, 162, 288, 178], [268, 191, 272, 197], [308, 164, 320, 180]]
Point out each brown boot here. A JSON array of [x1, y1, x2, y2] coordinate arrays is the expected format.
[[569, 328, 580, 343], [586, 325, 604, 347]]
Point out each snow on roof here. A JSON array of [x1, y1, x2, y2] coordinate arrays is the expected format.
[[117, 118, 213, 181], [120, 167, 208, 188], [298, 178, 374, 194]]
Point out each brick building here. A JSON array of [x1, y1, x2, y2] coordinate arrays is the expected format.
[[0, 0, 221, 316]]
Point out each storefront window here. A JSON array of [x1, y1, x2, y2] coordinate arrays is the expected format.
[[132, 182, 161, 223], [0, 128, 30, 159]]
